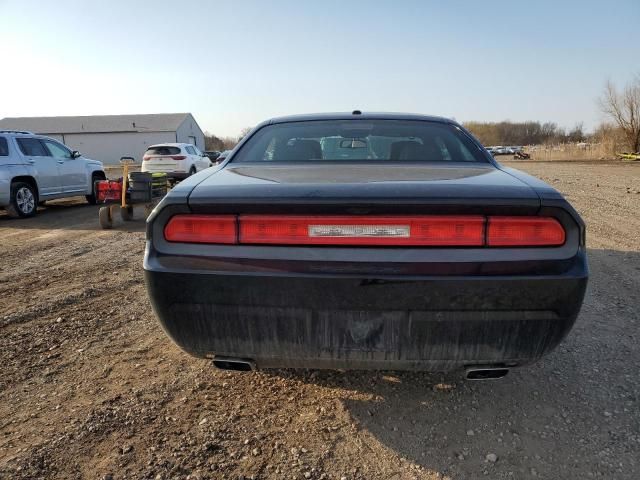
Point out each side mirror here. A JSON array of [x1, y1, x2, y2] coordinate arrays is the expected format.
[[71, 150, 81, 158]]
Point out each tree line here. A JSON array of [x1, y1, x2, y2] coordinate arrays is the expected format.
[[203, 133, 238, 152], [463, 121, 586, 146], [204, 127, 253, 152], [465, 74, 638, 153]]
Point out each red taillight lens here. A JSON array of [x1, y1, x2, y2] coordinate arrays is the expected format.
[[164, 215, 236, 244], [142, 155, 150, 161], [171, 155, 187, 160], [238, 215, 485, 246], [163, 215, 566, 247], [487, 217, 565, 246]]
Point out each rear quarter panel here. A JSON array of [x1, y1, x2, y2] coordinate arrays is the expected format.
[[498, 165, 586, 244], [0, 163, 37, 206]]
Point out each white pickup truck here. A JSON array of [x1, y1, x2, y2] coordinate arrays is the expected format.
[[0, 130, 105, 217]]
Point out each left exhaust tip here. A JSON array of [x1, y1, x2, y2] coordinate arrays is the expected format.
[[212, 357, 256, 372], [465, 366, 510, 380]]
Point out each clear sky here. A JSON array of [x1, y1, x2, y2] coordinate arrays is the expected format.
[[1, 0, 638, 137]]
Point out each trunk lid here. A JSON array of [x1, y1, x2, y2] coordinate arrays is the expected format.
[[188, 163, 540, 214]]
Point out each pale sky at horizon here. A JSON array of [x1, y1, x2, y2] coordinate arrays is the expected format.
[[1, 0, 638, 137]]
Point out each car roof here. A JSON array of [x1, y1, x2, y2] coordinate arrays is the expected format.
[[264, 111, 457, 126], [0, 131, 63, 143], [0, 130, 35, 136], [147, 143, 189, 148]]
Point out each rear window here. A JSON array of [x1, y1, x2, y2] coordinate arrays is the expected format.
[[232, 120, 488, 163], [0, 137, 8, 156], [17, 138, 49, 156], [145, 146, 181, 155]]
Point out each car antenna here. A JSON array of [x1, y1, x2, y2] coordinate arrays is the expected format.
[[352, 110, 362, 115]]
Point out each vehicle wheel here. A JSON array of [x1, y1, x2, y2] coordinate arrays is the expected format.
[[189, 166, 197, 176], [86, 172, 106, 204], [6, 182, 38, 218], [98, 206, 113, 229], [120, 205, 134, 221]]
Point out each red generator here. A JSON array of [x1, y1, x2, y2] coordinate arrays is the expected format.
[[95, 179, 122, 203]]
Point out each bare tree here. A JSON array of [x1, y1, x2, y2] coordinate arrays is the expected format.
[[599, 76, 640, 153], [568, 122, 585, 143], [220, 137, 238, 150], [238, 126, 253, 142], [464, 120, 576, 146], [203, 131, 225, 151]]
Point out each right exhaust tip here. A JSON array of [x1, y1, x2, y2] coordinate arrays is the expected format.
[[465, 366, 510, 380]]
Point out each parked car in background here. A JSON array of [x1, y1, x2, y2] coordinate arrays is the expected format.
[[492, 146, 508, 155], [141, 143, 210, 179], [217, 149, 232, 162], [0, 130, 105, 217], [204, 150, 220, 162], [145, 112, 588, 378]]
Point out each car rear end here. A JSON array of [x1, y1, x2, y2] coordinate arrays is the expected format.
[[142, 145, 189, 178], [204, 151, 220, 162], [144, 115, 588, 373]]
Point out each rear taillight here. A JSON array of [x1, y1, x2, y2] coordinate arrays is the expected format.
[[171, 155, 187, 160], [164, 215, 236, 244], [142, 155, 150, 161], [487, 217, 565, 246], [162, 215, 566, 247], [239, 215, 485, 246]]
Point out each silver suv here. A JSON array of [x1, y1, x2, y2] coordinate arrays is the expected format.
[[0, 130, 105, 217]]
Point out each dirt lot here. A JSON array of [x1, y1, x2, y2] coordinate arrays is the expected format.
[[1, 161, 639, 480]]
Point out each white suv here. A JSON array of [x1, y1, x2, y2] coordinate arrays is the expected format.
[[0, 130, 105, 218], [141, 143, 211, 179]]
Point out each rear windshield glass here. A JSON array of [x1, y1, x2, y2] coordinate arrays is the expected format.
[[232, 120, 488, 163], [0, 137, 8, 156], [145, 146, 181, 155]]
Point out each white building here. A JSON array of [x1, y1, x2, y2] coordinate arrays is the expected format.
[[0, 113, 205, 164]]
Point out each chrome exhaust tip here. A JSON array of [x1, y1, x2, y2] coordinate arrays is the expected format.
[[465, 366, 510, 380], [212, 356, 256, 372]]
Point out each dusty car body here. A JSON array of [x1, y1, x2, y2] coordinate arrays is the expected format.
[[144, 112, 588, 376]]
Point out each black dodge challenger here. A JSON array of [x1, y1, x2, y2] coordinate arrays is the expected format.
[[144, 112, 588, 378]]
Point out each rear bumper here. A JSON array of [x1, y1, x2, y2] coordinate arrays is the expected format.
[[145, 172, 189, 180], [141, 166, 189, 180], [144, 250, 588, 371]]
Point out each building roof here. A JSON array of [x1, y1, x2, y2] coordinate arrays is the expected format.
[[0, 113, 192, 134]]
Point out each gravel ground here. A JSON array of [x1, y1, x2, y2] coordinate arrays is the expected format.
[[0, 160, 638, 480]]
